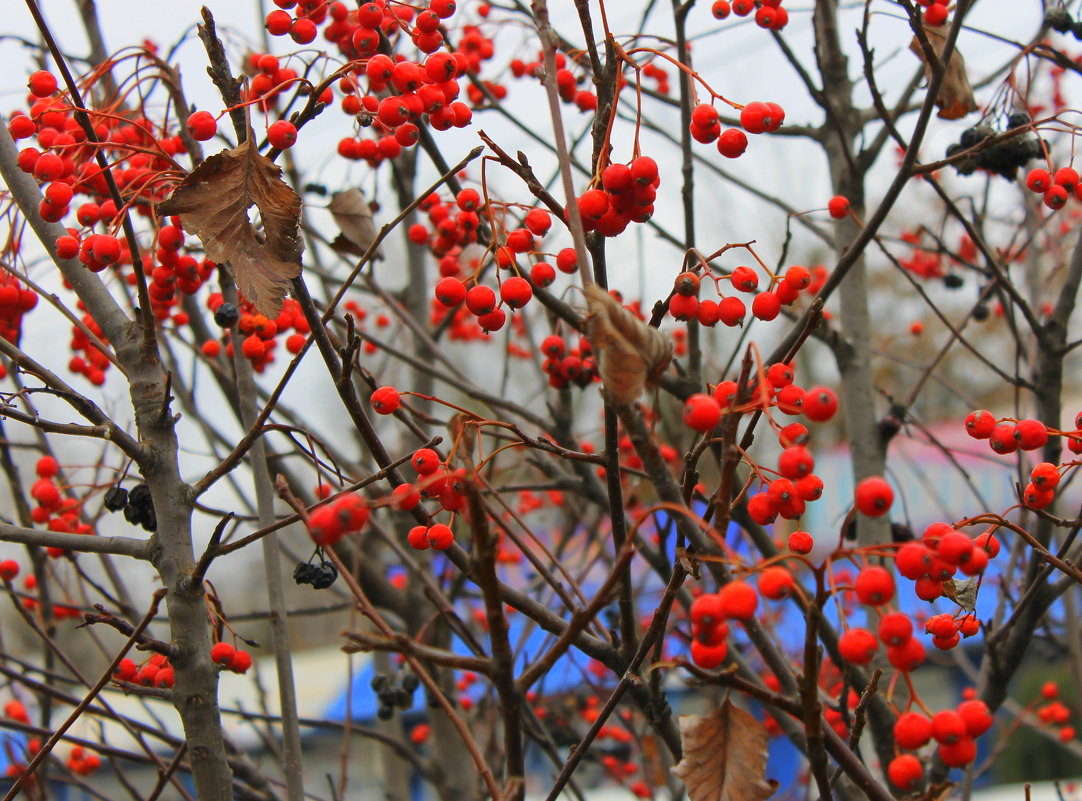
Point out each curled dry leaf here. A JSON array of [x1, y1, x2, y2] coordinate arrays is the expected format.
[[584, 284, 672, 406], [909, 25, 978, 120], [158, 132, 303, 317], [671, 699, 778, 801], [328, 188, 384, 261], [941, 576, 978, 612]]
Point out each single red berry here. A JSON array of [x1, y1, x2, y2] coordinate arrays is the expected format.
[[988, 422, 1018, 454], [1014, 418, 1048, 451], [1044, 185, 1069, 210], [939, 737, 977, 767], [878, 612, 914, 647], [28, 70, 58, 98], [371, 386, 400, 415], [931, 710, 967, 745], [0, 560, 19, 581], [690, 639, 729, 669], [1026, 168, 1051, 193], [411, 448, 440, 476], [894, 712, 933, 749], [956, 699, 993, 737], [711, 0, 731, 18], [427, 523, 454, 550], [758, 566, 794, 600], [1054, 167, 1080, 192], [500, 276, 533, 309], [717, 581, 758, 619], [752, 292, 781, 321], [788, 530, 813, 554], [777, 446, 814, 480], [211, 642, 235, 666], [803, 386, 838, 422], [887, 755, 923, 791], [854, 565, 895, 605], [854, 476, 893, 517], [965, 409, 996, 439], [230, 650, 253, 673], [683, 393, 722, 432], [186, 111, 218, 141], [466, 285, 497, 316], [827, 195, 850, 219], [886, 637, 926, 672], [838, 628, 878, 664]]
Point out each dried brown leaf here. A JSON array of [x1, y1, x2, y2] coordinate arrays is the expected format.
[[328, 188, 383, 261], [909, 26, 978, 120], [671, 699, 778, 801], [941, 577, 978, 612], [159, 134, 303, 317], [584, 285, 672, 406]]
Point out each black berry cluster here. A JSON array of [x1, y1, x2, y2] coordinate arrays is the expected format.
[[946, 113, 1043, 180], [292, 552, 338, 589], [102, 483, 156, 531], [372, 673, 419, 720]]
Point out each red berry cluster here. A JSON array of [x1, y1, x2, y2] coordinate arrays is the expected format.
[[0, 272, 38, 357], [711, 0, 790, 30], [669, 263, 824, 328], [65, 746, 102, 776], [114, 652, 176, 689], [210, 642, 253, 674], [68, 311, 112, 386], [690, 104, 749, 158], [578, 156, 660, 236], [1024, 166, 1081, 211], [895, 522, 997, 602], [308, 492, 370, 547], [541, 333, 599, 390], [258, 0, 483, 164], [508, 50, 598, 112], [688, 582, 759, 668], [888, 698, 992, 788], [203, 295, 310, 372], [1035, 682, 1076, 743]]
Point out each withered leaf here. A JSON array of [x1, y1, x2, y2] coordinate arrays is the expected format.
[[159, 134, 303, 317], [909, 26, 978, 120], [671, 699, 778, 801], [941, 576, 978, 612], [584, 284, 672, 406], [328, 188, 383, 261]]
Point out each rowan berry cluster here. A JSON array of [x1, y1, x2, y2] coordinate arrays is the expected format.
[[668, 262, 825, 328], [113, 653, 176, 689], [508, 50, 598, 113], [1034, 682, 1077, 743], [887, 698, 993, 789], [711, 0, 790, 31], [307, 492, 370, 547], [0, 273, 38, 361], [1024, 164, 1081, 210], [202, 295, 311, 371], [209, 642, 254, 674]]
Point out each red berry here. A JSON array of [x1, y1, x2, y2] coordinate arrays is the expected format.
[[466, 285, 497, 316], [500, 276, 533, 309], [187, 111, 218, 141], [838, 628, 878, 664], [211, 642, 235, 665], [803, 386, 838, 421], [854, 476, 893, 517], [0, 560, 19, 581], [887, 755, 923, 791], [894, 712, 933, 749], [758, 566, 794, 600], [854, 566, 894, 605], [939, 737, 977, 767], [828, 195, 850, 219], [690, 639, 729, 669], [28, 70, 58, 98], [1026, 168, 1051, 193], [788, 530, 813, 554], [230, 650, 253, 673], [683, 393, 722, 432], [427, 523, 454, 550], [371, 386, 401, 414], [717, 581, 758, 619], [878, 612, 913, 646], [956, 699, 993, 737], [931, 710, 967, 744]]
